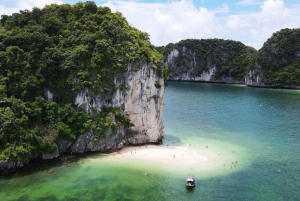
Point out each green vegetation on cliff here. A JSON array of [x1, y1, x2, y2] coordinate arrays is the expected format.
[[159, 29, 300, 87], [256, 28, 300, 86], [0, 1, 163, 162], [157, 39, 257, 81]]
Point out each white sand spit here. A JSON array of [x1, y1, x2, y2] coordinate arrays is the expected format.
[[111, 145, 208, 165]]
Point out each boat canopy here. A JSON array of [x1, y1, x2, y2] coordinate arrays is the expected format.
[[186, 174, 195, 181]]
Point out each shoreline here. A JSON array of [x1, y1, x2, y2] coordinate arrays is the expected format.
[[103, 143, 244, 175], [109, 145, 208, 165], [1, 143, 242, 176]]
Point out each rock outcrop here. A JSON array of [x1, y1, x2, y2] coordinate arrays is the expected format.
[[158, 39, 256, 84], [246, 28, 300, 88], [245, 62, 265, 87], [70, 62, 164, 153], [0, 160, 27, 175]]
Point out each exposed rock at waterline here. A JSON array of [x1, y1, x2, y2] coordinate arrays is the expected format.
[[0, 160, 27, 175], [38, 150, 60, 160], [157, 39, 256, 84], [245, 28, 300, 88]]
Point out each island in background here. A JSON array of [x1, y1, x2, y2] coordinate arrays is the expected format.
[[157, 28, 300, 89]]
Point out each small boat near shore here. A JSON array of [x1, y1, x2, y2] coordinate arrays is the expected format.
[[186, 174, 195, 187]]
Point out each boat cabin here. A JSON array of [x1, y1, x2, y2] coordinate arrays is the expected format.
[[186, 174, 195, 187]]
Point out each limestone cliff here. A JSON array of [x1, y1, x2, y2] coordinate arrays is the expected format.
[[157, 39, 256, 84], [246, 28, 300, 88], [70, 62, 164, 153], [0, 62, 165, 174], [244, 63, 265, 87]]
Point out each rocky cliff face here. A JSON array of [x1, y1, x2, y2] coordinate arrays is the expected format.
[[246, 28, 300, 88], [245, 62, 265, 86], [158, 39, 256, 84], [0, 160, 27, 175], [167, 48, 221, 82], [70, 62, 164, 153]]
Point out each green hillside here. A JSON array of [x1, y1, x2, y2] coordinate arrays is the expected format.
[[0, 1, 163, 162], [256, 28, 300, 86]]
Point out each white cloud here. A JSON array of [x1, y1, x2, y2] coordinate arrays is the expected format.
[[16, 0, 63, 9], [227, 15, 241, 29], [0, 0, 63, 15], [101, 0, 300, 49], [213, 3, 229, 14], [0, 4, 20, 15], [225, 0, 300, 49], [103, 0, 221, 46], [236, 0, 262, 6], [260, 0, 288, 17]]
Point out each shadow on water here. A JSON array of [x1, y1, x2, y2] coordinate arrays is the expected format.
[[1, 135, 179, 177], [186, 186, 195, 194], [35, 195, 60, 201], [7, 156, 82, 178], [162, 134, 183, 146], [16, 195, 30, 201]]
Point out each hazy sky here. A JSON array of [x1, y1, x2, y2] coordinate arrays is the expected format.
[[1, 0, 300, 49]]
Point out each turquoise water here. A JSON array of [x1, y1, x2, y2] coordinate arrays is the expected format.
[[1, 81, 300, 200], [163, 82, 300, 200]]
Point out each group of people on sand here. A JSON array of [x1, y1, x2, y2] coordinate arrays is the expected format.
[[141, 144, 283, 176], [230, 160, 238, 169]]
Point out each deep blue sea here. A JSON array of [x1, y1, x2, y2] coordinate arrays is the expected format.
[[1, 81, 300, 201]]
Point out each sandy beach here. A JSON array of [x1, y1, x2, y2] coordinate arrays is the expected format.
[[106, 144, 243, 174], [111, 145, 208, 165]]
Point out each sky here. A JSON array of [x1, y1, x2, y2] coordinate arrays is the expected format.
[[0, 0, 300, 49]]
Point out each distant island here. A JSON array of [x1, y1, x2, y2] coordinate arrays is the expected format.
[[157, 28, 300, 89]]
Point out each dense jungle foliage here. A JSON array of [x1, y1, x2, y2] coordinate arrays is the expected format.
[[0, 1, 164, 162], [256, 28, 300, 86], [157, 39, 257, 81]]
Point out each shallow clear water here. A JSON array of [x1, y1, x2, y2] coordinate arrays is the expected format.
[[1, 82, 300, 200]]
